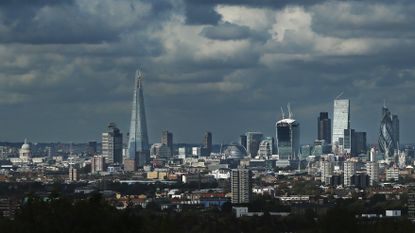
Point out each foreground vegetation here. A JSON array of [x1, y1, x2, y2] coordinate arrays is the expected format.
[[0, 194, 413, 233]]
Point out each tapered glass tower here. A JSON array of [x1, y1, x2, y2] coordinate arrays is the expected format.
[[379, 105, 398, 160], [127, 70, 150, 167]]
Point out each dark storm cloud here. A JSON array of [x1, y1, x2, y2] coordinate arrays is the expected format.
[[0, 0, 415, 144]]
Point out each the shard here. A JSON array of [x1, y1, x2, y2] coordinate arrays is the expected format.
[[127, 70, 150, 167]]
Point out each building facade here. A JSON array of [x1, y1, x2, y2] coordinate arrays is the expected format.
[[343, 160, 356, 187], [161, 130, 173, 158], [379, 105, 399, 160], [276, 118, 300, 160], [102, 123, 123, 164], [332, 99, 350, 154], [318, 112, 331, 144], [246, 132, 263, 158], [231, 168, 252, 204], [127, 70, 150, 168]]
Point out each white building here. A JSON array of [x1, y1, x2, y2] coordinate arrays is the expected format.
[[321, 160, 334, 184], [19, 139, 31, 163], [343, 160, 356, 187], [386, 166, 399, 181], [366, 161, 379, 186]]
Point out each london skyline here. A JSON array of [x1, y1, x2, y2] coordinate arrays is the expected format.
[[0, 0, 414, 144]]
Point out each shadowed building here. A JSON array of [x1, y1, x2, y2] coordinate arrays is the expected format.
[[317, 112, 331, 144]]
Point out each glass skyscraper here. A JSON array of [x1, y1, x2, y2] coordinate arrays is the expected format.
[[127, 70, 150, 167], [276, 118, 300, 160], [379, 105, 399, 160], [332, 99, 350, 153]]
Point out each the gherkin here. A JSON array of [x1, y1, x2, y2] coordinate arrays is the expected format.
[[378, 105, 398, 160]]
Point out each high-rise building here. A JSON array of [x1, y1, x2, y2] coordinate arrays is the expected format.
[[366, 161, 379, 186], [332, 99, 350, 154], [318, 112, 331, 144], [246, 132, 263, 158], [276, 116, 300, 160], [321, 160, 334, 184], [68, 166, 79, 182], [231, 168, 252, 204], [91, 155, 106, 173], [352, 131, 367, 156], [127, 70, 150, 168], [379, 105, 399, 160], [102, 123, 123, 164], [203, 131, 212, 156], [343, 160, 356, 187], [161, 130, 173, 157], [87, 141, 97, 155], [240, 135, 247, 150], [392, 115, 399, 145]]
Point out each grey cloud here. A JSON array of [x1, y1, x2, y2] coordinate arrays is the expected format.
[[1, 0, 415, 145]]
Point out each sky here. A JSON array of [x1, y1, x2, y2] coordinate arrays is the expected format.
[[0, 0, 415, 145]]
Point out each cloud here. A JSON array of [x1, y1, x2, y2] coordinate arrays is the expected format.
[[0, 0, 415, 145]]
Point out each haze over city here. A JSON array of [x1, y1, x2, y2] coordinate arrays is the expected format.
[[1, 0, 415, 144]]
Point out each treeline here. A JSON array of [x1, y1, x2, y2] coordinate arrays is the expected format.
[[0, 194, 413, 233]]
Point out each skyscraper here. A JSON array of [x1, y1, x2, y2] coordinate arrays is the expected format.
[[352, 131, 367, 156], [231, 168, 252, 204], [332, 99, 350, 154], [127, 70, 150, 168], [203, 131, 212, 156], [317, 112, 331, 144], [161, 130, 173, 157], [379, 105, 399, 160], [102, 123, 123, 164], [240, 135, 247, 149], [276, 115, 300, 160], [392, 114, 399, 145], [246, 132, 263, 158]]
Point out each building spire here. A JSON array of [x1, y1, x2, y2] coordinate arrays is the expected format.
[[136, 69, 143, 88]]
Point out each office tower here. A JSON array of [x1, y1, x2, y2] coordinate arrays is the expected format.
[[203, 131, 212, 155], [68, 166, 79, 182], [332, 99, 350, 154], [246, 132, 263, 158], [161, 130, 173, 157], [91, 155, 106, 173], [127, 70, 150, 168], [366, 161, 379, 186], [353, 131, 367, 155], [87, 141, 97, 155], [379, 105, 399, 160], [317, 112, 331, 144], [102, 123, 123, 164], [321, 160, 333, 184], [392, 115, 399, 145], [343, 160, 356, 187], [231, 168, 252, 204], [240, 135, 247, 149], [276, 113, 300, 160]]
